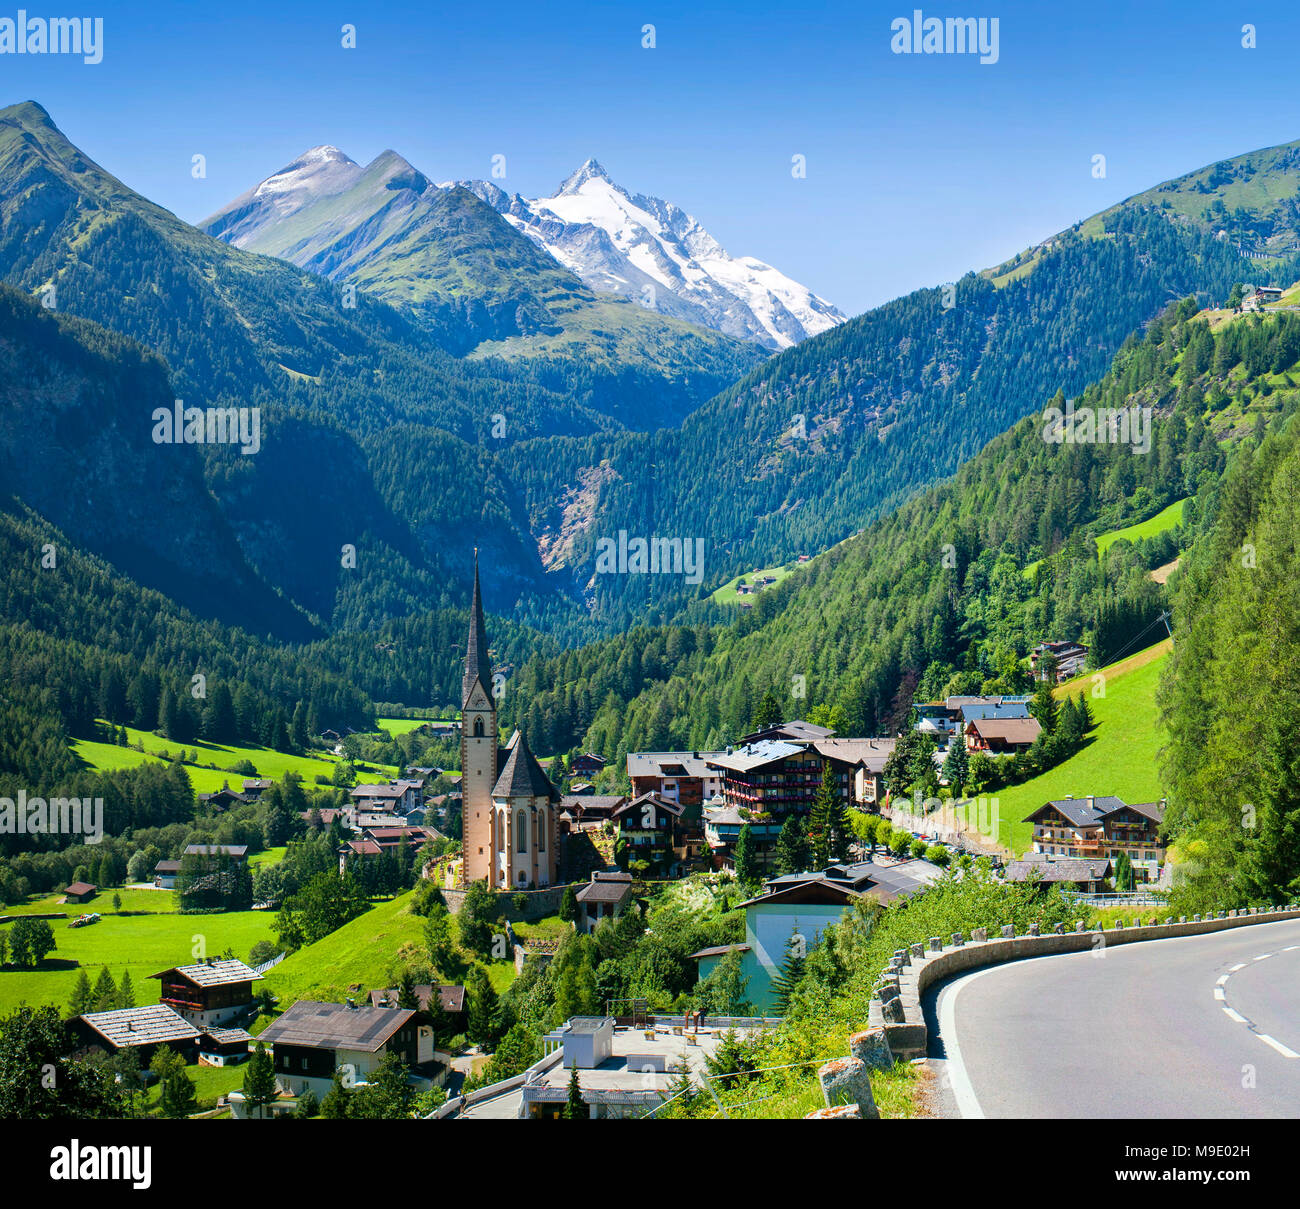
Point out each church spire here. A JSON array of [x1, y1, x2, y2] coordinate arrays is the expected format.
[[462, 549, 494, 707]]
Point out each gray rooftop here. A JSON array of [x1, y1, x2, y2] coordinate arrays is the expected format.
[[258, 1000, 416, 1052], [151, 958, 261, 988], [78, 1004, 201, 1049]]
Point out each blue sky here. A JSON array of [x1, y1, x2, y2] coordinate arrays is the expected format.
[[4, 0, 1299, 315]]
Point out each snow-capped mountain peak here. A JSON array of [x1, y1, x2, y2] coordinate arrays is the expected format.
[[202, 145, 363, 245], [468, 160, 843, 349], [556, 157, 614, 194]]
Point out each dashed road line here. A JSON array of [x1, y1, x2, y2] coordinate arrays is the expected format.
[[1259, 1035, 1300, 1060], [1215, 951, 1298, 1059]]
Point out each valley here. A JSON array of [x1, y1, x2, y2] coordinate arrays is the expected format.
[[3, 12, 1300, 1144]]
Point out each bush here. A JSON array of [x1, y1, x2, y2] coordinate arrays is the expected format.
[[924, 845, 951, 867], [909, 838, 928, 860]]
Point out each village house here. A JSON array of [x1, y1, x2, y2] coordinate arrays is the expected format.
[[1023, 794, 1167, 882], [69, 1003, 201, 1069], [1031, 640, 1089, 683], [369, 985, 466, 1062], [558, 794, 626, 832], [62, 881, 97, 903], [571, 752, 607, 777], [197, 787, 253, 812], [913, 695, 1034, 742], [611, 792, 685, 873], [198, 1025, 255, 1066], [153, 859, 182, 889], [349, 781, 422, 818], [149, 958, 262, 1027], [256, 999, 421, 1099], [338, 824, 436, 874], [702, 726, 897, 868], [522, 1015, 762, 1120], [692, 859, 941, 1010], [738, 719, 835, 746], [1002, 852, 1113, 893], [241, 779, 273, 799], [626, 751, 726, 813], [183, 844, 248, 863], [574, 870, 635, 933], [964, 715, 1042, 754]]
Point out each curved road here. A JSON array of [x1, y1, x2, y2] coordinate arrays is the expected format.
[[931, 918, 1300, 1118]]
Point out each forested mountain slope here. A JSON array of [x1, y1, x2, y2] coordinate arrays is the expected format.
[[498, 303, 1300, 772]]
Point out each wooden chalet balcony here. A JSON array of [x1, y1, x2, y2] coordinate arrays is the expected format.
[[161, 994, 206, 1012]]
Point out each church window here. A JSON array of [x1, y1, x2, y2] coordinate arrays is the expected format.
[[516, 811, 528, 853], [473, 717, 484, 738], [537, 809, 547, 852]]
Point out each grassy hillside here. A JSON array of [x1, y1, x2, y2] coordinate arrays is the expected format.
[[0, 904, 275, 1014], [71, 723, 397, 792], [710, 561, 802, 605], [1024, 499, 1188, 576], [1095, 498, 1187, 556], [960, 640, 1171, 853], [261, 890, 521, 1012]]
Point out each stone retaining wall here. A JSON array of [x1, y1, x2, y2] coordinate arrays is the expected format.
[[804, 902, 1300, 1118], [443, 882, 582, 921], [867, 904, 1300, 1059]]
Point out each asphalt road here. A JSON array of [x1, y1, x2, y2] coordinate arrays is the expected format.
[[929, 918, 1300, 1118]]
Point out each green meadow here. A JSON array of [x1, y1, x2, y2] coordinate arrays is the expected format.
[[710, 562, 802, 605], [72, 722, 397, 791], [954, 640, 1170, 853], [1023, 499, 1187, 577], [0, 905, 277, 1015], [1094, 498, 1187, 557], [262, 889, 521, 1012]]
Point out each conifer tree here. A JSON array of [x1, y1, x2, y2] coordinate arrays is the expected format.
[[241, 1042, 277, 1120], [117, 970, 135, 1009], [774, 816, 811, 875], [733, 824, 760, 884], [562, 1065, 589, 1119], [92, 967, 117, 1011], [770, 927, 807, 1014], [942, 739, 970, 794], [465, 966, 499, 1047], [69, 969, 95, 1016], [159, 1065, 198, 1119], [320, 1069, 352, 1119], [808, 761, 849, 868]]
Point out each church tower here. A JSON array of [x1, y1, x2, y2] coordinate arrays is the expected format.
[[460, 552, 498, 885]]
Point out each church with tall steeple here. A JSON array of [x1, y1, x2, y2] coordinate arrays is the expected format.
[[459, 552, 560, 889]]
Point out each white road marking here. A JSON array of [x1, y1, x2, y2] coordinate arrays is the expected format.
[[938, 966, 1007, 1120], [1223, 1007, 1248, 1024], [1258, 1035, 1300, 1060], [1216, 975, 1229, 986], [1214, 987, 1226, 1000], [1253, 954, 1272, 961], [1229, 963, 1246, 972]]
